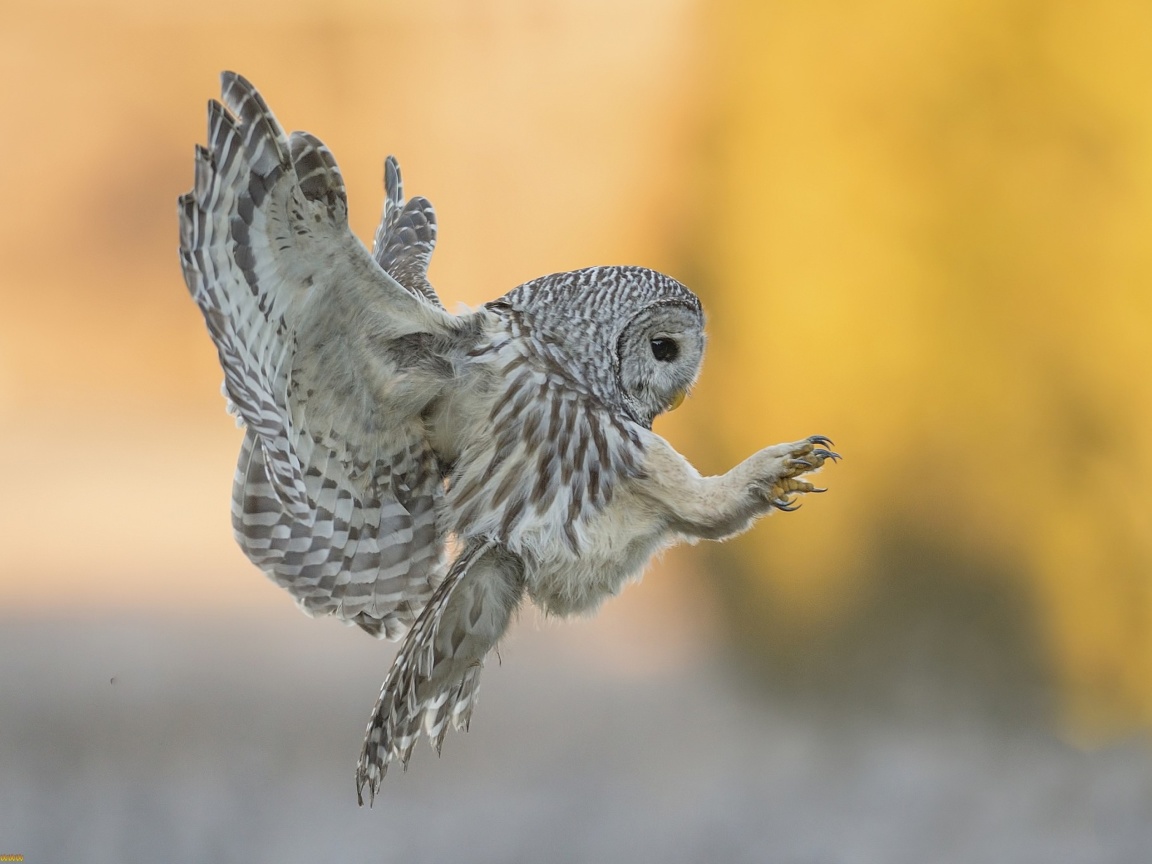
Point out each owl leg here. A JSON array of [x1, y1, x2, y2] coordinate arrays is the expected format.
[[750, 435, 840, 512], [641, 434, 839, 542], [355, 540, 525, 805]]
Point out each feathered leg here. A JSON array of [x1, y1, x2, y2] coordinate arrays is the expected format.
[[356, 540, 526, 805], [639, 435, 841, 541]]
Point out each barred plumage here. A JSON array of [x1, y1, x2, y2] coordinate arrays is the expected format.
[[179, 72, 839, 805], [373, 155, 442, 308]]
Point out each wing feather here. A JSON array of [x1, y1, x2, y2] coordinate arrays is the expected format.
[[181, 72, 463, 638], [372, 155, 443, 308]]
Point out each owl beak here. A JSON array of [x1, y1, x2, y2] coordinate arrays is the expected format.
[[668, 389, 687, 412]]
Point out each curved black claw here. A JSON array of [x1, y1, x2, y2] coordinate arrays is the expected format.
[[811, 448, 842, 463], [773, 497, 802, 512], [808, 435, 836, 449]]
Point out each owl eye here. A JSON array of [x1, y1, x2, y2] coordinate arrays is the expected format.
[[650, 338, 679, 362]]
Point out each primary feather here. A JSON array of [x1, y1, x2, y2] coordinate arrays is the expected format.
[[179, 72, 462, 638]]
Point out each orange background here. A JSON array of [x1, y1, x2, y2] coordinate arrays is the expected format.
[[3, 0, 1151, 742]]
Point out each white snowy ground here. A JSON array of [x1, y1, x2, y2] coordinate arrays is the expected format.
[[2, 602, 1149, 864]]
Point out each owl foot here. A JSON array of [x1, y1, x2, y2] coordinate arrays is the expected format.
[[756, 435, 840, 512]]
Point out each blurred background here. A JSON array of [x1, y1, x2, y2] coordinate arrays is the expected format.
[[2, 0, 1151, 861]]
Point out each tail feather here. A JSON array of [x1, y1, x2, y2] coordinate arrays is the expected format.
[[356, 542, 525, 805]]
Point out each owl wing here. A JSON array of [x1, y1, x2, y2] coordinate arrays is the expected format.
[[179, 72, 463, 638], [372, 155, 444, 309]]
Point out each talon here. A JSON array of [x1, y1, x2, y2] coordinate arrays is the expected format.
[[787, 458, 813, 469], [808, 435, 835, 449], [811, 487, 827, 493], [773, 497, 801, 512], [810, 448, 842, 463]]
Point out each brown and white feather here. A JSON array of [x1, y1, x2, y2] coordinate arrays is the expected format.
[[180, 72, 837, 806], [179, 73, 462, 639]]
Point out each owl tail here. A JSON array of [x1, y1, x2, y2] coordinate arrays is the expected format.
[[355, 540, 525, 805]]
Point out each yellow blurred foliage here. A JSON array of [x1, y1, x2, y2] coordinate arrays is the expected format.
[[697, 0, 1152, 735], [1, 0, 1149, 739]]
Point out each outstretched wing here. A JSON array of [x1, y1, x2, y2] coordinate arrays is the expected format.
[[179, 72, 463, 639], [372, 155, 443, 309]]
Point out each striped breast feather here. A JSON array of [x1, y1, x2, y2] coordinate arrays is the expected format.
[[446, 340, 646, 554]]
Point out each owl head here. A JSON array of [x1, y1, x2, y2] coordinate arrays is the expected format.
[[615, 296, 705, 427], [495, 266, 705, 429]]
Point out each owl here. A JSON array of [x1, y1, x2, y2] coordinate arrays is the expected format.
[[178, 73, 838, 805]]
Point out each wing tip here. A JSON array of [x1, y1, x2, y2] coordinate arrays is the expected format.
[[219, 69, 248, 92], [384, 155, 403, 202], [218, 71, 291, 171]]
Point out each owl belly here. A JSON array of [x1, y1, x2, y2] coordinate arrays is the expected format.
[[524, 490, 672, 617]]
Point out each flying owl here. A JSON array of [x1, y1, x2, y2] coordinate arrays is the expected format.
[[178, 72, 839, 805]]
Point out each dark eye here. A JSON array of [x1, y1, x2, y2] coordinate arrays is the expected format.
[[650, 338, 679, 362]]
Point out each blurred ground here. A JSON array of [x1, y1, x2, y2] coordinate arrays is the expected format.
[[2, 605, 1149, 864]]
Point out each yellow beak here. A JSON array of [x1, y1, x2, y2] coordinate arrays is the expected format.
[[668, 389, 686, 412]]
